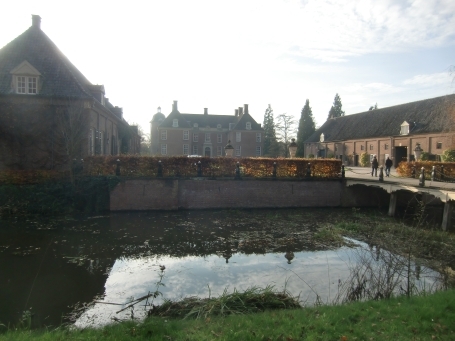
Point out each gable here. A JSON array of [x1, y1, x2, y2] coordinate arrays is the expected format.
[[10, 60, 41, 76], [233, 112, 262, 131]]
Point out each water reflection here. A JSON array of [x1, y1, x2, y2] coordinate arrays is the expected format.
[[285, 251, 295, 264], [76, 248, 355, 327], [0, 209, 442, 328]]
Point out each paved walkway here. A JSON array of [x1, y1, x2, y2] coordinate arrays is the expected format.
[[344, 166, 455, 191]]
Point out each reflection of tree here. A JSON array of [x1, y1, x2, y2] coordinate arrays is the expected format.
[[285, 251, 295, 264]]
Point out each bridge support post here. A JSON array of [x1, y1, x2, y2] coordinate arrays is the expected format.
[[388, 192, 397, 217], [419, 167, 425, 187], [441, 201, 452, 231]]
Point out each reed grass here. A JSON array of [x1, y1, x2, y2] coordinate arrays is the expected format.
[[148, 285, 301, 319]]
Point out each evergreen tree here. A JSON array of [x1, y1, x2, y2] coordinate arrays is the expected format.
[[262, 104, 279, 157], [296, 99, 316, 157], [327, 93, 345, 120]]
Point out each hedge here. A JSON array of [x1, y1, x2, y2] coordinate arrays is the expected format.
[[396, 161, 455, 181]]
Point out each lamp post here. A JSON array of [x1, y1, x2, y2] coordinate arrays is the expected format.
[[224, 140, 234, 157], [288, 138, 297, 158], [414, 142, 423, 161]]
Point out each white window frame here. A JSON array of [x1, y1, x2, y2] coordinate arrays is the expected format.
[[161, 144, 167, 155], [256, 146, 261, 156], [235, 145, 241, 156], [193, 133, 198, 142], [183, 144, 189, 155], [246, 122, 251, 130], [256, 133, 262, 143], [192, 145, 198, 155], [217, 146, 222, 156], [161, 130, 167, 140], [236, 132, 241, 142], [16, 75, 38, 94], [217, 134, 222, 143], [401, 122, 409, 135], [205, 133, 211, 142], [183, 130, 189, 140], [229, 123, 235, 130], [173, 119, 179, 127]]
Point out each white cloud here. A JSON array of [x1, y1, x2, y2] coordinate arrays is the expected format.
[[402, 72, 451, 86]]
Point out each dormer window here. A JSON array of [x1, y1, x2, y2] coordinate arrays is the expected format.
[[10, 61, 41, 95], [217, 124, 222, 129], [246, 122, 251, 130], [173, 119, 178, 127], [400, 121, 410, 135]]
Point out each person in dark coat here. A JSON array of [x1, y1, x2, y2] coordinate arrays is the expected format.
[[385, 157, 393, 177], [371, 156, 379, 176]]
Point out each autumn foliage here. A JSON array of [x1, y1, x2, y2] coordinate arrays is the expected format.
[[396, 161, 455, 180], [81, 156, 342, 179], [0, 157, 342, 184]]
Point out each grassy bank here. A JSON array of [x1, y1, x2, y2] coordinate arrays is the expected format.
[[1, 289, 454, 340]]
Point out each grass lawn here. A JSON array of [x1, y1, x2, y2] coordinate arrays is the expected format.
[[1, 289, 454, 341]]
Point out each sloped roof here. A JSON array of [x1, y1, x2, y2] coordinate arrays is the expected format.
[[0, 21, 97, 99], [159, 109, 263, 131], [305, 94, 455, 143]]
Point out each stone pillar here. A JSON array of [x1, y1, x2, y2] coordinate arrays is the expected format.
[[388, 192, 397, 217], [441, 201, 453, 231]]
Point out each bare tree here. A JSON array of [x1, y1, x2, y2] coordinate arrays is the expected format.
[[54, 99, 89, 181], [275, 113, 296, 157]]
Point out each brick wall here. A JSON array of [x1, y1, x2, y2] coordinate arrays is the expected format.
[[110, 179, 342, 211], [110, 178, 434, 211]]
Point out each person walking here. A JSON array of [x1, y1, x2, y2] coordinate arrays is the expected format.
[[385, 157, 393, 177], [371, 155, 379, 177]]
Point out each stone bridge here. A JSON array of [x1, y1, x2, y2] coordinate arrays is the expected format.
[[345, 166, 455, 230]]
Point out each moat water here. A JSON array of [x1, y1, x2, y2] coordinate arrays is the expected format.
[[0, 209, 440, 328]]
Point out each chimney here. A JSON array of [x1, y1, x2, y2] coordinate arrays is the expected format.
[[172, 100, 178, 112], [244, 104, 249, 115], [113, 106, 123, 119], [204, 108, 208, 115], [235, 109, 238, 117], [32, 15, 41, 29], [238, 107, 243, 117]]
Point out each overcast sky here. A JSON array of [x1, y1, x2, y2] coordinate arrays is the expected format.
[[2, 0, 454, 135]]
